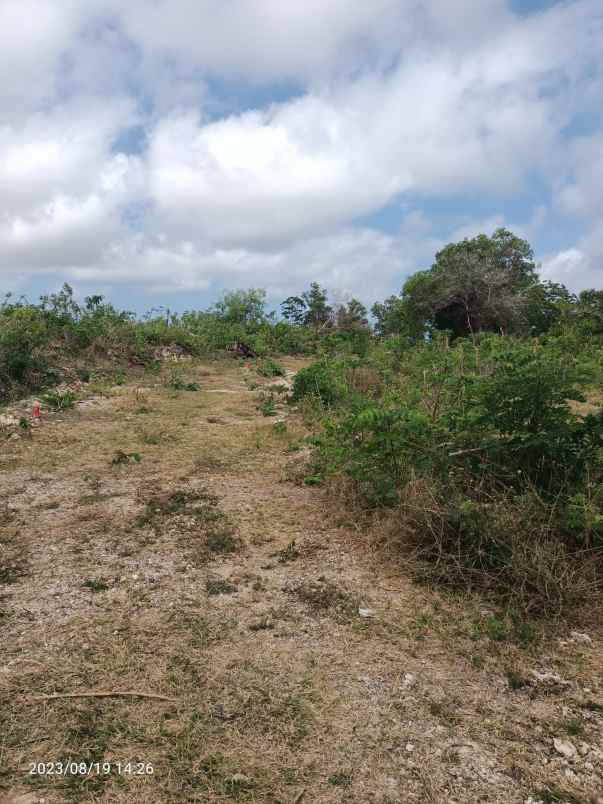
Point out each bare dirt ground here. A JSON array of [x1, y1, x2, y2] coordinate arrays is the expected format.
[[1, 358, 602, 804]]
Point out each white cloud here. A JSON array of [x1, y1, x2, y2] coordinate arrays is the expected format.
[[0, 0, 602, 303]]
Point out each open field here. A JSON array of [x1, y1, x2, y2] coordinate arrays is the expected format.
[[1, 358, 602, 804]]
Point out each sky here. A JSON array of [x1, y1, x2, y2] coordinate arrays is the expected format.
[[1, 0, 602, 314]]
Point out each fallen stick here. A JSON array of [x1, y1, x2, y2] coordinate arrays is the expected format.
[[27, 691, 176, 703]]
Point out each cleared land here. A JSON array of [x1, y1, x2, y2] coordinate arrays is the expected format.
[[0, 357, 602, 804]]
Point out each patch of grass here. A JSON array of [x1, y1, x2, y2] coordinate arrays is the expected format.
[[562, 717, 585, 737], [41, 389, 77, 410], [484, 615, 509, 642], [256, 359, 285, 378], [580, 700, 603, 713], [258, 396, 276, 417], [135, 487, 240, 562], [532, 785, 585, 804], [82, 578, 111, 593], [0, 549, 29, 584], [428, 699, 461, 725], [272, 420, 287, 435], [328, 772, 353, 787], [505, 669, 529, 690], [165, 369, 200, 391], [206, 577, 237, 596], [111, 450, 142, 466], [290, 577, 358, 623], [277, 540, 300, 564]]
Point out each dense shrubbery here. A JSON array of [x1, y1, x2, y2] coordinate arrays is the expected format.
[[300, 333, 603, 615]]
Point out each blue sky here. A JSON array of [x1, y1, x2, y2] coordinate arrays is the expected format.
[[1, 0, 602, 315]]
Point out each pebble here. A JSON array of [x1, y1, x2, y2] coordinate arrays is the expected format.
[[569, 630, 592, 645], [553, 738, 576, 760]]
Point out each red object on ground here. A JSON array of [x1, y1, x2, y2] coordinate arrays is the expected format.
[[32, 402, 41, 419]]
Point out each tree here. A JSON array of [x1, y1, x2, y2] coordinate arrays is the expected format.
[[302, 282, 332, 329], [280, 283, 332, 329], [212, 288, 267, 326], [575, 289, 603, 336], [524, 281, 575, 335], [398, 228, 539, 339], [335, 297, 368, 333], [280, 295, 307, 325]]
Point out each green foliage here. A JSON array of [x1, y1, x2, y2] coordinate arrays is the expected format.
[[291, 360, 347, 407], [41, 390, 77, 410], [306, 331, 603, 614], [256, 358, 285, 377]]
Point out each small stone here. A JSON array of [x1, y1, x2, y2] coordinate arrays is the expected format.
[[569, 631, 592, 645], [402, 672, 416, 687], [553, 738, 576, 760], [358, 607, 375, 618], [405, 742, 415, 752], [230, 773, 251, 784], [578, 741, 590, 756]]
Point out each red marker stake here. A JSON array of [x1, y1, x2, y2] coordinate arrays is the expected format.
[[32, 402, 41, 423]]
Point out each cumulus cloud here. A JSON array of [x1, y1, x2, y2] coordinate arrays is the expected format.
[[1, 0, 602, 303]]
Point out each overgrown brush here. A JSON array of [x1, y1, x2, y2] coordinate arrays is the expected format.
[[306, 334, 603, 616]]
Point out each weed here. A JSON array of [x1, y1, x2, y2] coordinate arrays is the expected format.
[[328, 772, 353, 787], [505, 669, 529, 690], [258, 395, 276, 416], [272, 420, 287, 435], [111, 450, 142, 466], [485, 616, 509, 642], [277, 540, 300, 564], [165, 369, 200, 391], [206, 577, 237, 596], [82, 578, 110, 593], [291, 578, 358, 623], [256, 358, 285, 378], [41, 389, 77, 410]]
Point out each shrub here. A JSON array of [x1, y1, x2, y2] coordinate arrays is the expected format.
[[291, 360, 347, 407], [256, 358, 285, 377]]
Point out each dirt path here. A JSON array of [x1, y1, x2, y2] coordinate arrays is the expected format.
[[1, 358, 601, 804]]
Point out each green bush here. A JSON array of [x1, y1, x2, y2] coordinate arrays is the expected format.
[[291, 360, 347, 407]]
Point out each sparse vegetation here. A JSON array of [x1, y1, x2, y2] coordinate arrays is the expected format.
[[2, 241, 603, 802]]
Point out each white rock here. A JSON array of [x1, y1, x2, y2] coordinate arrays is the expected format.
[[402, 672, 416, 688], [553, 738, 577, 760], [569, 631, 592, 645], [405, 742, 415, 752], [358, 607, 375, 618]]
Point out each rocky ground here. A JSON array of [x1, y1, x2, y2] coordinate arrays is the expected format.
[[0, 357, 601, 803]]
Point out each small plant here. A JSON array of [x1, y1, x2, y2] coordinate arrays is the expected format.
[[82, 578, 110, 593], [505, 669, 528, 690], [206, 578, 237, 596], [18, 417, 30, 430], [165, 369, 200, 391], [256, 358, 285, 378], [272, 420, 287, 435], [259, 395, 276, 416], [111, 450, 142, 466], [41, 390, 77, 410], [277, 540, 300, 564], [485, 616, 509, 642], [328, 773, 352, 788]]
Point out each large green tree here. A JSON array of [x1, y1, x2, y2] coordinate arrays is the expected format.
[[380, 228, 543, 340]]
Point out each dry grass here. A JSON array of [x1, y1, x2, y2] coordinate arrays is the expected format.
[[1, 357, 602, 803]]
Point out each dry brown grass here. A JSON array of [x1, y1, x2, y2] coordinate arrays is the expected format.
[[1, 357, 602, 803]]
